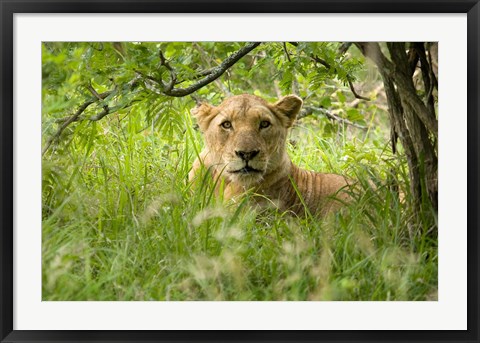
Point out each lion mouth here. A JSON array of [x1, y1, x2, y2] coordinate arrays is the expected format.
[[230, 165, 263, 174]]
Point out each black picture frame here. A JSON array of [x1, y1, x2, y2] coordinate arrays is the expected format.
[[1, 1, 479, 342]]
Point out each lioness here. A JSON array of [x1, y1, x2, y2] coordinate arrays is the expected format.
[[189, 94, 351, 216]]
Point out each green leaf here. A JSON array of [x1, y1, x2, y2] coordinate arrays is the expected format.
[[337, 91, 346, 103], [320, 97, 332, 108]]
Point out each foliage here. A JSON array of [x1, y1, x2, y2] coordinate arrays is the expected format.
[[42, 42, 437, 301]]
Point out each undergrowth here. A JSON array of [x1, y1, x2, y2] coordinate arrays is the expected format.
[[42, 101, 437, 301]]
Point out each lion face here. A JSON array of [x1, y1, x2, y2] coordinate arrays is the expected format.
[[192, 94, 303, 187]]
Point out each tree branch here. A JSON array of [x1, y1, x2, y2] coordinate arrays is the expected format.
[[355, 42, 437, 138], [88, 84, 110, 115], [164, 42, 261, 97], [283, 42, 292, 62], [338, 42, 353, 55], [298, 106, 367, 130], [412, 42, 436, 114], [387, 43, 438, 138], [354, 42, 393, 72], [159, 50, 177, 92], [192, 42, 233, 96], [44, 44, 260, 155], [42, 90, 113, 156], [347, 80, 370, 101]]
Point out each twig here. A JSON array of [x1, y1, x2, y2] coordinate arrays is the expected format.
[[88, 107, 110, 121], [283, 42, 292, 62], [282, 43, 299, 94], [193, 42, 233, 96], [288, 42, 370, 101], [347, 80, 370, 101], [159, 50, 177, 92], [133, 69, 164, 94], [87, 84, 104, 101], [311, 55, 370, 101], [42, 96, 101, 156], [88, 84, 110, 115], [298, 105, 368, 130], [190, 94, 202, 106], [193, 67, 216, 79], [348, 83, 384, 108], [338, 42, 353, 55], [43, 88, 115, 155]]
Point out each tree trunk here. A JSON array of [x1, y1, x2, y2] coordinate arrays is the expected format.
[[355, 42, 438, 215]]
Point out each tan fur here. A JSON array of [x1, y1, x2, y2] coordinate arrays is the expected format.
[[189, 94, 351, 216]]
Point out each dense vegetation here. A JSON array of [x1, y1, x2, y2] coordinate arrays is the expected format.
[[42, 42, 437, 300]]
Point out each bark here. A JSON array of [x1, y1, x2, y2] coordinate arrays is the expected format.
[[355, 42, 438, 214]]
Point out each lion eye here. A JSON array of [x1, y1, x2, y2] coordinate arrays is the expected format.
[[260, 120, 271, 129], [221, 121, 232, 129]]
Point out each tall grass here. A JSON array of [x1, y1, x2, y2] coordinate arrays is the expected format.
[[42, 100, 437, 301]]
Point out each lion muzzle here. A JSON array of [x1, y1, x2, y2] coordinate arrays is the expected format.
[[235, 150, 260, 162]]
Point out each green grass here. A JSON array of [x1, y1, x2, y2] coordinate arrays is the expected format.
[[42, 105, 437, 301]]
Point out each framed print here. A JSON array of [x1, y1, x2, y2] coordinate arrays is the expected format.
[[1, 0, 479, 342]]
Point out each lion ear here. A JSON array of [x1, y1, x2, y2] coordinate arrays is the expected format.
[[273, 95, 303, 128], [191, 103, 215, 132]]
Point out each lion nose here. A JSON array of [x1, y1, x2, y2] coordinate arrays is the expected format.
[[235, 150, 259, 161]]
